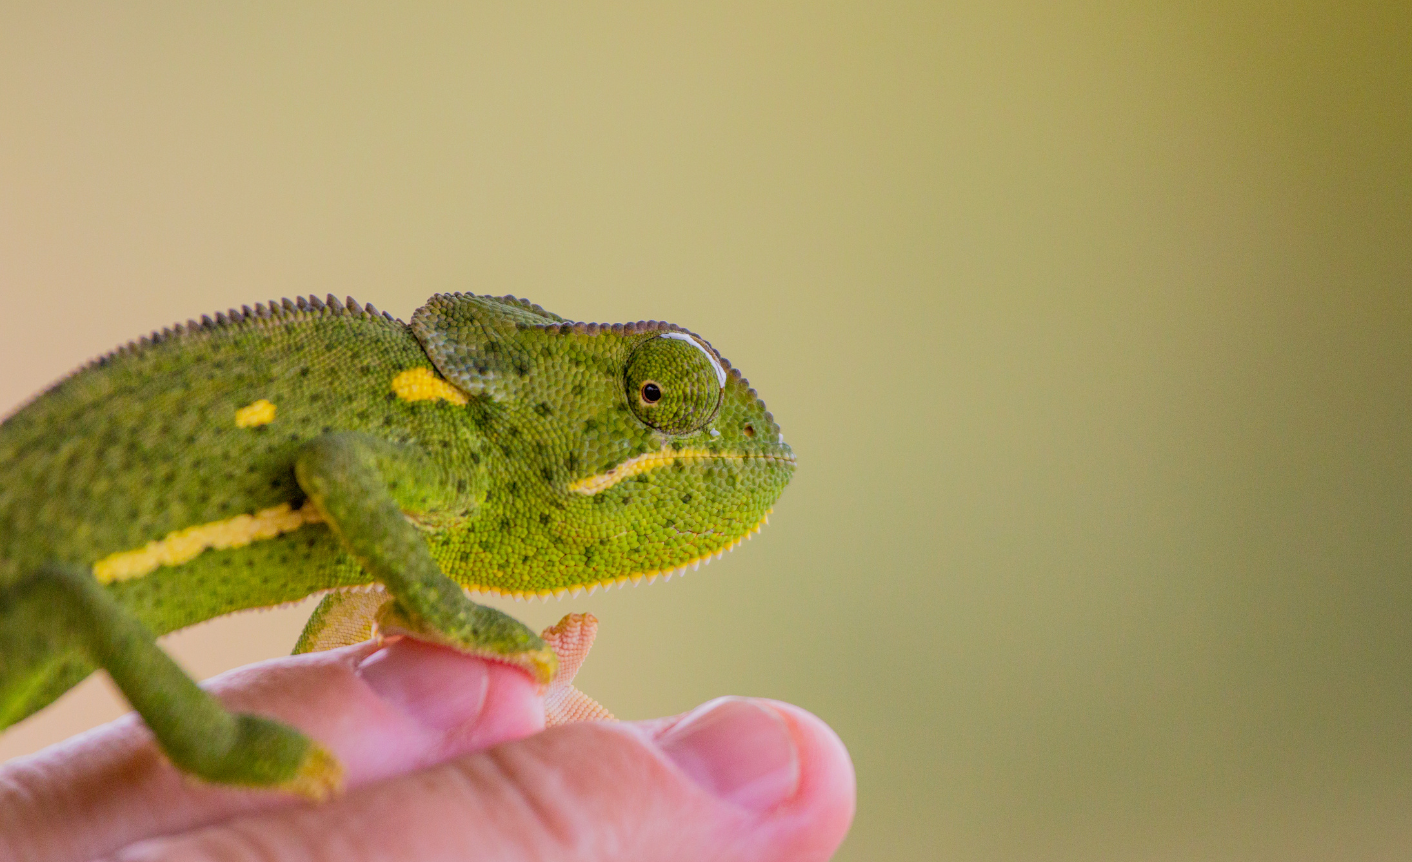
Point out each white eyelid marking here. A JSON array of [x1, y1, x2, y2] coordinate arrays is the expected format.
[[661, 332, 727, 388]]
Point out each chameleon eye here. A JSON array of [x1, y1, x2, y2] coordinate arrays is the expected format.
[[624, 333, 725, 434]]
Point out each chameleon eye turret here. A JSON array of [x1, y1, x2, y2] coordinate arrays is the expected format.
[[624, 332, 726, 435]]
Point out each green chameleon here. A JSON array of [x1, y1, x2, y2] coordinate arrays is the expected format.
[[0, 293, 793, 799]]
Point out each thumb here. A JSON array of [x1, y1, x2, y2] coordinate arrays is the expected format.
[[110, 698, 856, 862]]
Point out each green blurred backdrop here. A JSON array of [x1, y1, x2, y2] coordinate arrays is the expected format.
[[2, 3, 1409, 859]]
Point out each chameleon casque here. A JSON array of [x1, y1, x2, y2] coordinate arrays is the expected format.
[[0, 293, 794, 798]]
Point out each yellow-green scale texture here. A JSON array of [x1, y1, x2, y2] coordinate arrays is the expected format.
[[1, 293, 794, 633], [0, 292, 793, 791], [0, 302, 466, 633], [412, 295, 793, 595]]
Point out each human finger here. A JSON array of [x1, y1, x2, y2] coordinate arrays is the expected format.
[[0, 638, 544, 862], [108, 697, 855, 862]]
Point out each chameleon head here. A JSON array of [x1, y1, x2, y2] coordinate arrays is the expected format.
[[411, 294, 796, 596]]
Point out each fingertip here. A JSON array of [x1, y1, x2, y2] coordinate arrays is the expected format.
[[463, 656, 547, 749], [356, 639, 492, 732], [758, 700, 856, 854], [351, 638, 545, 763], [643, 697, 855, 860]]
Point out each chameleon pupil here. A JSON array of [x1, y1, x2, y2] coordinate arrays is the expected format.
[[624, 332, 726, 432]]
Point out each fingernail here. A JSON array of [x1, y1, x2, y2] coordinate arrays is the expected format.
[[656, 697, 801, 812], [357, 639, 490, 731]]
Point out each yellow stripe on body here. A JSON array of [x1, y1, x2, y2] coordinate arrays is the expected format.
[[392, 367, 468, 406], [235, 398, 277, 427], [567, 448, 750, 496], [93, 502, 324, 584]]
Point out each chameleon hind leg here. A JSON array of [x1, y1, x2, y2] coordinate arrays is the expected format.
[[294, 432, 556, 685], [0, 563, 341, 799], [293, 587, 387, 654]]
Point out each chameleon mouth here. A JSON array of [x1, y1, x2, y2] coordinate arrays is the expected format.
[[566, 447, 796, 496], [467, 510, 773, 602]]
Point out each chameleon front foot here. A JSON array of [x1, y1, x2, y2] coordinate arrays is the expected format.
[[374, 599, 558, 688]]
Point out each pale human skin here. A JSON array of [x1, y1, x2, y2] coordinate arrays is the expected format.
[[0, 641, 856, 861]]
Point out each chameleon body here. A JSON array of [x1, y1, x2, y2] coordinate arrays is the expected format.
[[0, 293, 793, 797]]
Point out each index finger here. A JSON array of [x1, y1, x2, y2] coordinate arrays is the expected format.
[[0, 639, 544, 862]]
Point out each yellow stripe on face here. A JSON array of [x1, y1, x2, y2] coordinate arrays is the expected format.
[[567, 448, 747, 496], [93, 502, 324, 584], [392, 367, 469, 406], [235, 399, 277, 428]]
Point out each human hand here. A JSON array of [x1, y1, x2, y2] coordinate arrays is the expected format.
[[0, 640, 855, 861]]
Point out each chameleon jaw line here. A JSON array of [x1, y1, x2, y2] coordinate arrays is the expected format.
[[467, 509, 772, 602], [567, 448, 796, 496]]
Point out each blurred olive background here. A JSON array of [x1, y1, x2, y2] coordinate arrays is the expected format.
[[2, 3, 1409, 859]]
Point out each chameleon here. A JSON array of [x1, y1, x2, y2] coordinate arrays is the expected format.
[[0, 292, 794, 799]]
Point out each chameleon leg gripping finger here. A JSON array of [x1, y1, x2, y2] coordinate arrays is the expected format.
[[293, 432, 557, 686]]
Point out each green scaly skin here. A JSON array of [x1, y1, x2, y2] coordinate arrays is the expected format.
[[0, 293, 794, 798]]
